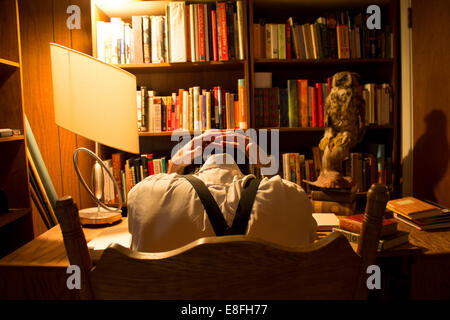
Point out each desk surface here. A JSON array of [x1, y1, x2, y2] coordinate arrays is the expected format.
[[1, 218, 450, 268]]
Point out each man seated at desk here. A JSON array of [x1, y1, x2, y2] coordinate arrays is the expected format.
[[127, 131, 317, 253]]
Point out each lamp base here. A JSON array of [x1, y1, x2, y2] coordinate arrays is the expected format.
[[79, 207, 122, 226]]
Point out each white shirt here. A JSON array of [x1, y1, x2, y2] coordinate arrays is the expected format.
[[128, 154, 317, 252]]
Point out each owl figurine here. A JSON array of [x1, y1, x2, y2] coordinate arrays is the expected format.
[[314, 71, 366, 189]]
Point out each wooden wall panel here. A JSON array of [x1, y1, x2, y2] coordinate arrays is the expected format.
[[412, 0, 450, 208], [19, 0, 97, 236], [53, 0, 82, 208], [19, 0, 63, 236], [70, 0, 96, 210]]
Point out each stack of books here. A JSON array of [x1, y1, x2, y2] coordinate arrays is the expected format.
[[387, 197, 450, 231], [333, 214, 410, 251], [311, 188, 356, 216]]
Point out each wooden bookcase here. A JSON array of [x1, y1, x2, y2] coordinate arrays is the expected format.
[[249, 0, 400, 195], [0, 0, 33, 258], [90, 0, 400, 195]]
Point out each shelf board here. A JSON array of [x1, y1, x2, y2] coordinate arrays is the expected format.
[[117, 60, 245, 73], [0, 58, 19, 68], [0, 135, 25, 143], [0, 208, 31, 229], [254, 58, 394, 65], [138, 125, 392, 137]]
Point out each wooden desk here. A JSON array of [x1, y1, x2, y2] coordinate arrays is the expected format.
[[0, 219, 128, 299], [1, 218, 449, 299]]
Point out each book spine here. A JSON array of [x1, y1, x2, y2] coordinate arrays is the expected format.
[[285, 23, 291, 59], [316, 82, 324, 127], [197, 4, 206, 61], [111, 153, 124, 203], [204, 4, 210, 61], [262, 88, 270, 127], [226, 1, 235, 60], [169, 2, 187, 62], [217, 2, 228, 61], [311, 86, 318, 127], [206, 91, 212, 129], [193, 86, 201, 130], [211, 10, 219, 61], [140, 86, 148, 131], [142, 16, 151, 63], [238, 78, 247, 129], [299, 79, 309, 127], [236, 0, 245, 60], [287, 18, 298, 59], [189, 4, 196, 62], [287, 80, 299, 128], [278, 24, 286, 59]]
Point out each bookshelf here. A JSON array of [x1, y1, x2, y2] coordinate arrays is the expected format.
[[249, 0, 400, 195], [0, 0, 33, 258], [90, 0, 400, 197]]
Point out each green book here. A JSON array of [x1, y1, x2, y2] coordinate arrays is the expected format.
[[287, 79, 299, 127], [278, 24, 286, 59]]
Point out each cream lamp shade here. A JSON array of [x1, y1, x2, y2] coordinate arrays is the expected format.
[[50, 43, 139, 154]]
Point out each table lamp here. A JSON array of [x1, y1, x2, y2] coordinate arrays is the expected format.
[[50, 43, 139, 225]]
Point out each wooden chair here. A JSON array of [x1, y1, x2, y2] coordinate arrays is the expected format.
[[55, 184, 389, 300]]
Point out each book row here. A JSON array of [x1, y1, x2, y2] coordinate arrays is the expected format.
[[137, 81, 247, 132], [102, 153, 169, 205], [96, 1, 245, 65], [281, 144, 392, 194], [255, 79, 392, 128], [254, 11, 393, 60], [281, 149, 323, 193]]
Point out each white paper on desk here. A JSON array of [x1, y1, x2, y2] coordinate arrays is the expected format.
[[87, 222, 131, 251], [313, 213, 340, 231]]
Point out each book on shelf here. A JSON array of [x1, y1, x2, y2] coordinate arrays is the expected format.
[[137, 81, 246, 133], [339, 214, 398, 237], [110, 154, 169, 204], [253, 9, 393, 61], [95, 1, 245, 65], [332, 227, 409, 251]]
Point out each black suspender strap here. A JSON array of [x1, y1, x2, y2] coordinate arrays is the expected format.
[[183, 175, 230, 236], [183, 175, 261, 236], [230, 177, 261, 235]]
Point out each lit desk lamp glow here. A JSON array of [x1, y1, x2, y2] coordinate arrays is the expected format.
[[50, 43, 139, 225]]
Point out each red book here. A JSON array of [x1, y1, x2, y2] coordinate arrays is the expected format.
[[147, 154, 154, 175], [217, 2, 228, 61], [285, 23, 292, 59], [311, 86, 317, 127], [197, 4, 206, 61], [111, 153, 125, 203], [271, 87, 279, 127], [339, 214, 398, 237], [315, 82, 323, 127], [178, 89, 184, 129], [211, 10, 218, 61], [327, 77, 332, 95]]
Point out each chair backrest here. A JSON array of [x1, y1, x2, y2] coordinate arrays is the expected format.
[[55, 184, 388, 300]]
